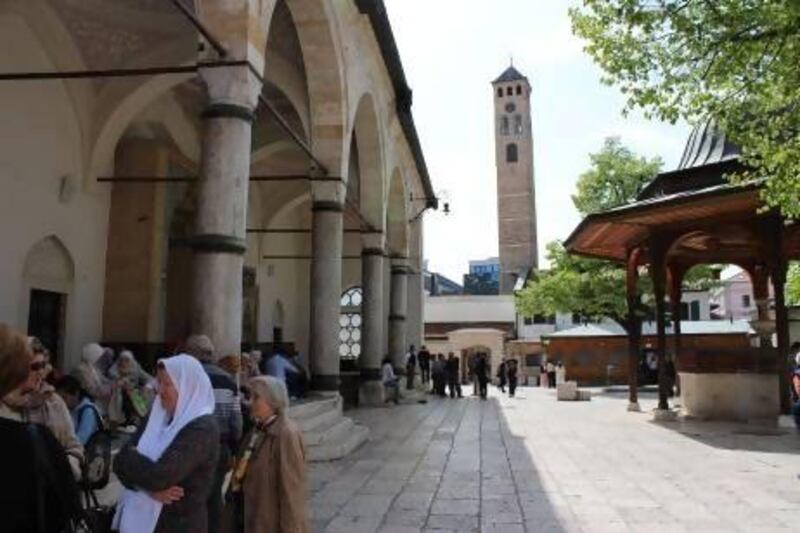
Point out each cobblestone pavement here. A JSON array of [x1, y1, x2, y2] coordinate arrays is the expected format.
[[308, 386, 800, 533]]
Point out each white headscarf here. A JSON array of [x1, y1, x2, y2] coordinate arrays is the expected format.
[[113, 354, 215, 533]]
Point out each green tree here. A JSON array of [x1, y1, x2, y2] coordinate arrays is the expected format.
[[516, 138, 719, 329], [788, 262, 800, 306], [570, 1, 800, 218], [572, 137, 662, 216]]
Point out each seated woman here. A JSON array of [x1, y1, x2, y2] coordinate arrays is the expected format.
[[55, 375, 103, 446], [0, 324, 81, 533], [226, 376, 308, 533], [74, 343, 113, 414], [108, 350, 155, 428], [113, 354, 220, 533]]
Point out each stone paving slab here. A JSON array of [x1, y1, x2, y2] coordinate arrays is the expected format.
[[309, 386, 799, 533]]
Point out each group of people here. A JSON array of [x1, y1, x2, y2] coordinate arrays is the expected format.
[[496, 358, 520, 397], [791, 342, 800, 429], [0, 323, 310, 533], [539, 361, 566, 388]]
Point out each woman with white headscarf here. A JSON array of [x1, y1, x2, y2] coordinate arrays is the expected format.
[[113, 354, 220, 533], [74, 343, 113, 410]]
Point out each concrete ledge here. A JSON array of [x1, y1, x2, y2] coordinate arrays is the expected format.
[[653, 408, 678, 422], [679, 372, 779, 422]]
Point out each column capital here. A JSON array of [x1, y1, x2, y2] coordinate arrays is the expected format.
[[361, 231, 385, 252], [200, 65, 263, 110], [311, 179, 347, 205]]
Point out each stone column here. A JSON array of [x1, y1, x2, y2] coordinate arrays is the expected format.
[[359, 234, 385, 405], [389, 257, 409, 371], [309, 182, 346, 392], [406, 261, 424, 350], [191, 65, 262, 357]]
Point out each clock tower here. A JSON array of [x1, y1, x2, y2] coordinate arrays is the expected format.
[[492, 63, 538, 294]]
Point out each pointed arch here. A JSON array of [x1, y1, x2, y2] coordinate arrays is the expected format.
[[386, 169, 409, 257], [350, 92, 385, 229]]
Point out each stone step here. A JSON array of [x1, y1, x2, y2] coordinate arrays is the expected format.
[[296, 404, 343, 435], [304, 417, 354, 447], [306, 423, 369, 462], [288, 394, 340, 421]]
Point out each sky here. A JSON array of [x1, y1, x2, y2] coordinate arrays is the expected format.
[[384, 0, 691, 283]]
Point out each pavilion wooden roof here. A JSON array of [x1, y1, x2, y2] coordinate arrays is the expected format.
[[564, 179, 800, 267]]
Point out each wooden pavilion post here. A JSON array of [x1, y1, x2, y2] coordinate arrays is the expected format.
[[649, 242, 670, 412], [625, 247, 643, 411], [763, 217, 792, 414], [668, 264, 687, 398]]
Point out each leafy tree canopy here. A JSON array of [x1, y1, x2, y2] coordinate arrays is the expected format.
[[788, 262, 800, 306], [572, 137, 663, 216], [570, 1, 800, 218]]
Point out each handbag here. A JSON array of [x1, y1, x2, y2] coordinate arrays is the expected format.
[[75, 485, 114, 533]]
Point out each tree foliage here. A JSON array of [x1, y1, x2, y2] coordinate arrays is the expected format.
[[570, 1, 800, 218], [788, 262, 800, 306], [572, 137, 663, 216]]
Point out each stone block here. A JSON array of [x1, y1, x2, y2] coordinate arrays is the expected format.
[[557, 381, 578, 401]]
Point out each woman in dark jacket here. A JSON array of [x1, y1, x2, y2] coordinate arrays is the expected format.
[[0, 324, 81, 533], [114, 354, 220, 533]]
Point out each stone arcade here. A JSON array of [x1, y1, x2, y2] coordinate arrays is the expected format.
[[0, 0, 436, 416]]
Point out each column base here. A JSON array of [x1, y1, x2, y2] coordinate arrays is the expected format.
[[627, 401, 641, 412], [311, 374, 340, 392], [359, 380, 385, 407], [653, 408, 678, 422]]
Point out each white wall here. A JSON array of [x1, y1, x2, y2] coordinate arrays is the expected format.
[[0, 14, 110, 370], [425, 294, 515, 324]]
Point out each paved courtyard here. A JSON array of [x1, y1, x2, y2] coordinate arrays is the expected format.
[[308, 386, 800, 533]]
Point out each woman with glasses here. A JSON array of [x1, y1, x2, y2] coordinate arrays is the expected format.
[[19, 337, 84, 476], [0, 324, 82, 532]]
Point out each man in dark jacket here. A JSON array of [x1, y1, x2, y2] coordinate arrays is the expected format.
[[418, 346, 431, 385], [184, 334, 242, 533], [446, 353, 462, 398], [475, 353, 489, 399]]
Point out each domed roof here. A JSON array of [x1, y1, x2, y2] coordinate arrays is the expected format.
[[677, 120, 740, 170]]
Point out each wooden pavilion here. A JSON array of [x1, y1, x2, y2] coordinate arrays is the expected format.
[[565, 122, 800, 419]]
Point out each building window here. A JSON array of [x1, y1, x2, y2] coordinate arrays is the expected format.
[[742, 294, 751, 308], [497, 88, 503, 98], [500, 116, 510, 135], [523, 316, 533, 326], [514, 114, 524, 135], [516, 84, 522, 95], [506, 86, 513, 96], [339, 287, 362, 360], [533, 314, 555, 325], [506, 143, 518, 163]]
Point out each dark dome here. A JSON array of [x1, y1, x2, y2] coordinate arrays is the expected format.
[[677, 120, 740, 170]]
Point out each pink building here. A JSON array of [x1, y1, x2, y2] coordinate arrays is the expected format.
[[711, 271, 774, 321]]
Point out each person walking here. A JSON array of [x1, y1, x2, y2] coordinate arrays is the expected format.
[[418, 346, 431, 385], [224, 376, 308, 533], [184, 334, 242, 533], [496, 360, 507, 393], [507, 359, 519, 398], [546, 361, 556, 388], [381, 357, 400, 405], [405, 345, 417, 390], [1, 324, 82, 533], [113, 354, 220, 533], [431, 354, 446, 397], [475, 354, 489, 400], [446, 353, 462, 399]]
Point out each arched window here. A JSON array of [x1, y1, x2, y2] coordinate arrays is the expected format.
[[506, 86, 512, 96], [506, 143, 518, 163], [500, 116, 510, 135], [516, 85, 522, 95], [339, 287, 363, 360], [514, 114, 524, 135], [497, 88, 503, 98]]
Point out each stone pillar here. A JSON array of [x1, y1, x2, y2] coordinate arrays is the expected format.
[[359, 234, 385, 405], [309, 182, 346, 391], [190, 65, 262, 357], [389, 257, 409, 371], [406, 264, 423, 350]]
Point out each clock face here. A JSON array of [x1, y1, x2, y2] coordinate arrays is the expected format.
[[505, 102, 516, 113]]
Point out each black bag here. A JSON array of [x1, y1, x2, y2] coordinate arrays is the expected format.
[[78, 403, 112, 490], [75, 486, 114, 533]]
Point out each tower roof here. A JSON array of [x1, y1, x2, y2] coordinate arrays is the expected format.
[[493, 65, 527, 84]]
